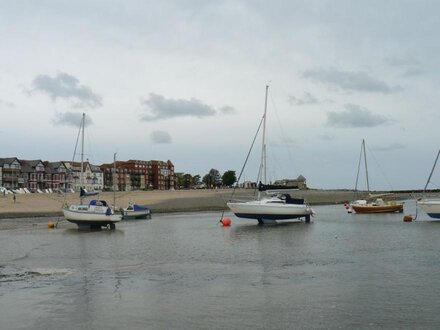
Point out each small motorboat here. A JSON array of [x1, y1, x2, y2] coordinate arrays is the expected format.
[[122, 203, 152, 220]]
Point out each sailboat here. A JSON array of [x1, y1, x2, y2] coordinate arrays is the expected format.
[[227, 85, 314, 224], [417, 149, 440, 219], [62, 113, 122, 229], [350, 139, 404, 213]]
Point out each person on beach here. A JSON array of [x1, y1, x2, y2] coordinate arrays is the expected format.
[[13, 193, 16, 203]]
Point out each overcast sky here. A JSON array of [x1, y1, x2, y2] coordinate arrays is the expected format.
[[1, 0, 440, 190]]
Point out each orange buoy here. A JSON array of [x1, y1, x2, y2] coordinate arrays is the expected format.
[[403, 215, 413, 222], [221, 217, 231, 227], [48, 222, 55, 228]]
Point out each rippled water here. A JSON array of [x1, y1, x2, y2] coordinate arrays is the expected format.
[[1, 201, 440, 329]]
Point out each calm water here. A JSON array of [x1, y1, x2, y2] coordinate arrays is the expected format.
[[1, 201, 440, 329]]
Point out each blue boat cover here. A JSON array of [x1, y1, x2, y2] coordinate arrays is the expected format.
[[133, 204, 147, 211]]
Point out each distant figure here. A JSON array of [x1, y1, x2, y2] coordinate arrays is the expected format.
[[13, 193, 16, 203]]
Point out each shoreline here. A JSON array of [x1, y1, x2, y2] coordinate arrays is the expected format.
[[0, 188, 426, 220]]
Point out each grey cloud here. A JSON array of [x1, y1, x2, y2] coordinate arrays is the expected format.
[[288, 92, 319, 106], [319, 134, 336, 141], [219, 105, 237, 114], [401, 68, 424, 77], [141, 93, 216, 121], [384, 56, 420, 67], [303, 68, 400, 94], [384, 56, 424, 77], [327, 104, 390, 128], [0, 99, 15, 108], [151, 130, 172, 144], [52, 112, 93, 127], [373, 143, 405, 151], [32, 72, 102, 108]]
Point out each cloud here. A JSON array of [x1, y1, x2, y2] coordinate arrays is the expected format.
[[373, 143, 405, 151], [302, 68, 400, 93], [141, 93, 216, 121], [384, 56, 424, 77], [384, 56, 420, 67], [319, 134, 336, 141], [52, 112, 93, 127], [32, 72, 102, 108], [219, 105, 237, 114], [327, 104, 390, 128], [288, 92, 319, 106], [151, 130, 172, 144], [0, 99, 15, 108]]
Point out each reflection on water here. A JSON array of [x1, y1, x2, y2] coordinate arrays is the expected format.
[[1, 203, 440, 329]]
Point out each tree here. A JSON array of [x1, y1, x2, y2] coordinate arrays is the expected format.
[[202, 168, 222, 187], [222, 170, 237, 187], [182, 174, 193, 189]]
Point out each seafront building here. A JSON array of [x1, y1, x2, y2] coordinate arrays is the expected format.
[[0, 157, 175, 192]]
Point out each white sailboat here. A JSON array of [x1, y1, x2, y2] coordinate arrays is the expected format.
[[417, 149, 440, 219], [227, 85, 314, 224], [62, 113, 122, 229]]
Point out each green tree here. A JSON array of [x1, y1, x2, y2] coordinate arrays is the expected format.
[[202, 168, 222, 187], [222, 170, 237, 187], [182, 174, 193, 189]]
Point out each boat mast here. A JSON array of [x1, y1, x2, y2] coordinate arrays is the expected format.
[[80, 113, 85, 204], [424, 149, 440, 192], [260, 85, 269, 184], [113, 152, 117, 208], [362, 139, 370, 192]]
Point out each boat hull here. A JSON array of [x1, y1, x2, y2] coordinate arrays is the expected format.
[[418, 199, 440, 219], [227, 201, 313, 221], [122, 210, 151, 220], [62, 208, 122, 228], [351, 203, 403, 213]]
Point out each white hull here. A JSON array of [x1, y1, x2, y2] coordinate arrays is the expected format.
[[122, 209, 151, 219], [63, 204, 122, 228], [227, 199, 313, 222], [418, 199, 440, 219]]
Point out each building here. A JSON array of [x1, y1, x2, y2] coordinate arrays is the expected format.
[[101, 159, 175, 191], [64, 161, 103, 192], [1, 156, 175, 192], [273, 175, 308, 189], [20, 159, 46, 192], [0, 157, 22, 189]]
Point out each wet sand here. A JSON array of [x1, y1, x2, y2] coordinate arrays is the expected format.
[[0, 188, 416, 219]]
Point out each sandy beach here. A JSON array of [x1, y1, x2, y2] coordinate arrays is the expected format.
[[0, 188, 415, 219]]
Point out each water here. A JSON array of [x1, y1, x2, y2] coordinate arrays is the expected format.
[[1, 201, 440, 329]]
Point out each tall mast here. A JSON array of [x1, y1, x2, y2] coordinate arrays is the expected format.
[[80, 113, 85, 203], [260, 85, 269, 184], [113, 153, 117, 208], [362, 139, 370, 192]]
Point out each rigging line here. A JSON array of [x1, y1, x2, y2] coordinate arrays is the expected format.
[[365, 142, 394, 191], [268, 88, 300, 177], [230, 113, 265, 201], [354, 140, 363, 192], [72, 117, 83, 162], [424, 149, 440, 192]]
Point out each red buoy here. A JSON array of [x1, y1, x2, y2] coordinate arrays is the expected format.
[[403, 215, 413, 222], [221, 218, 231, 226]]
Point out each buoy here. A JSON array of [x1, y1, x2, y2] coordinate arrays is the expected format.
[[221, 217, 231, 227], [403, 215, 413, 222], [48, 221, 55, 228]]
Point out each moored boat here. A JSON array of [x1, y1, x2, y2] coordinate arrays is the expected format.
[[63, 199, 122, 229], [226, 85, 314, 224], [122, 203, 151, 220], [62, 113, 122, 229], [417, 149, 440, 219], [350, 139, 404, 214]]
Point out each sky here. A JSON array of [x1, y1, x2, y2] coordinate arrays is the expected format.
[[1, 0, 440, 190]]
